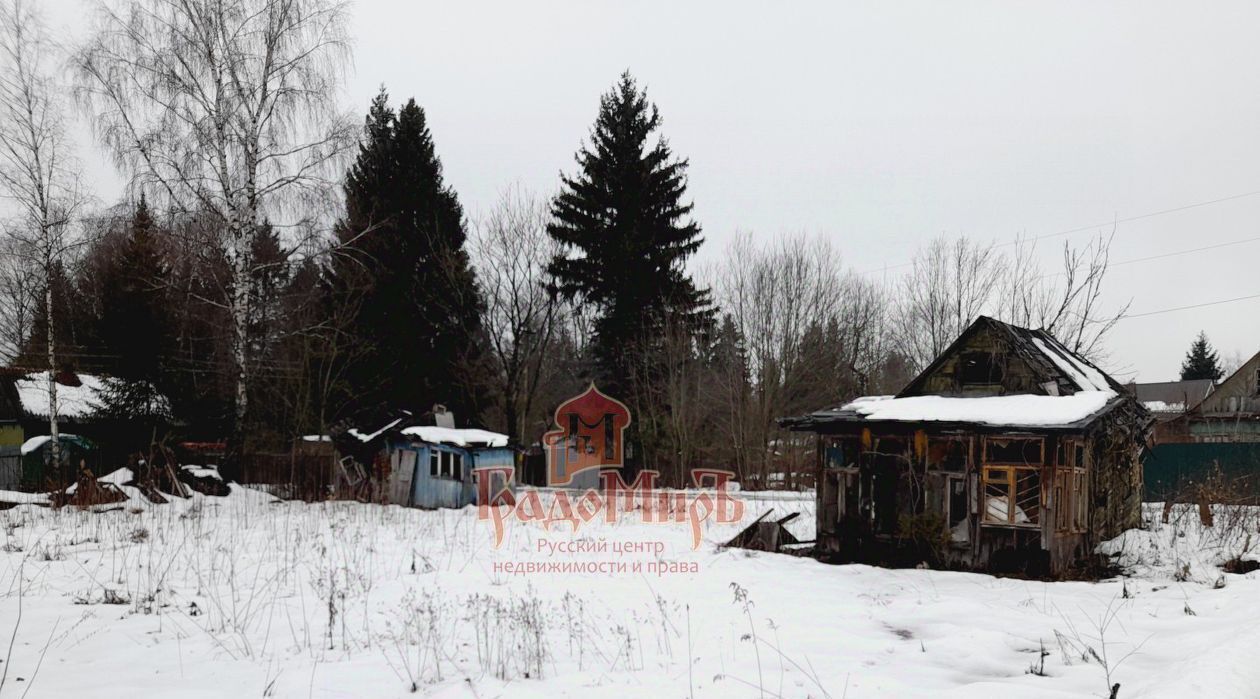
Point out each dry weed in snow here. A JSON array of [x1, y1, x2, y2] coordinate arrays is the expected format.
[[1, 489, 1259, 697]]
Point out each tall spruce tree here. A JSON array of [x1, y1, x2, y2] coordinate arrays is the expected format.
[[548, 72, 712, 391], [94, 196, 174, 420], [1180, 331, 1225, 381], [333, 89, 489, 420]]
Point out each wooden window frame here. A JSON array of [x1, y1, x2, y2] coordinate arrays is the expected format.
[[981, 465, 1041, 527], [1053, 468, 1070, 532], [429, 448, 465, 480], [982, 436, 1044, 528], [945, 473, 968, 529], [1071, 468, 1087, 532], [983, 436, 1044, 466]]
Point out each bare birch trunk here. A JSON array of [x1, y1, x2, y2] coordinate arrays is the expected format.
[[45, 268, 59, 466]]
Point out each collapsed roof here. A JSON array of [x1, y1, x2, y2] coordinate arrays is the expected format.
[[783, 316, 1142, 432]]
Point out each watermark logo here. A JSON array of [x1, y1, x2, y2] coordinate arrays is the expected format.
[[474, 386, 745, 553], [474, 468, 745, 551], [542, 383, 631, 486]]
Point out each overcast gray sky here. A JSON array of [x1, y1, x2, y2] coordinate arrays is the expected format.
[[43, 0, 1260, 382]]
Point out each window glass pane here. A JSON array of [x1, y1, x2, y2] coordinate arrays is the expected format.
[[452, 453, 462, 479], [430, 450, 439, 476]]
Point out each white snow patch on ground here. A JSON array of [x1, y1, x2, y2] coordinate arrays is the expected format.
[[0, 489, 48, 505], [181, 464, 223, 481], [1, 494, 1258, 698]]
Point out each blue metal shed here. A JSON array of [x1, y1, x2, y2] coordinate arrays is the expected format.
[[384, 427, 514, 509]]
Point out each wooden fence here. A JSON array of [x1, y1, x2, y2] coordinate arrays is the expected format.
[[238, 443, 337, 500]]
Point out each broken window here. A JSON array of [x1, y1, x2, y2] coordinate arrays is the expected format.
[[824, 437, 860, 469], [835, 469, 860, 519], [871, 436, 906, 456], [1054, 439, 1087, 533], [946, 475, 968, 528], [960, 351, 1004, 385], [984, 437, 1043, 465], [927, 438, 969, 472], [430, 450, 439, 476], [1054, 469, 1070, 531], [1072, 469, 1087, 531], [982, 465, 1040, 526]]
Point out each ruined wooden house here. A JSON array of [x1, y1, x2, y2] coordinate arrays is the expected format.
[[782, 316, 1152, 575]]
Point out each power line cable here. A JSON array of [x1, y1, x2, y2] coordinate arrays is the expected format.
[[1118, 292, 1260, 320], [857, 187, 1260, 276]]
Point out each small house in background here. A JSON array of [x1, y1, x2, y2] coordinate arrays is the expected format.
[[333, 406, 514, 508], [1126, 378, 1215, 442], [1145, 350, 1260, 498], [19, 434, 98, 490], [782, 316, 1152, 576], [0, 369, 173, 489]]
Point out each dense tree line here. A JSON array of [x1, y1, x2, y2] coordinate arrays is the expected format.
[[0, 0, 1134, 487]]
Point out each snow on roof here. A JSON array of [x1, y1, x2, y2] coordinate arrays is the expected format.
[[1030, 336, 1112, 392], [13, 371, 170, 419], [20, 433, 86, 455], [400, 426, 509, 448], [839, 390, 1118, 427], [15, 372, 105, 418], [1143, 400, 1185, 413], [347, 418, 403, 443]]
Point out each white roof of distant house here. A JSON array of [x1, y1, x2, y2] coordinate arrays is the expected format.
[[13, 371, 171, 420], [400, 426, 509, 448], [20, 433, 85, 455], [15, 372, 106, 418]]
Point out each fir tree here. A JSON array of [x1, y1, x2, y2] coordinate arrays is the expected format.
[[548, 72, 712, 391], [1180, 331, 1224, 381], [333, 89, 489, 419], [93, 195, 174, 420]]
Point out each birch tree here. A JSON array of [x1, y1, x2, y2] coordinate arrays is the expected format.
[[895, 235, 1005, 371], [0, 0, 91, 466], [74, 0, 355, 464], [999, 233, 1130, 362], [472, 186, 565, 442]]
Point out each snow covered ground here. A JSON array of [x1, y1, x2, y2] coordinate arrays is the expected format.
[[1, 481, 1258, 698]]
